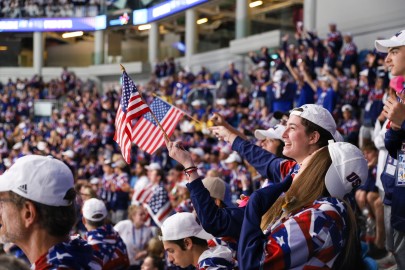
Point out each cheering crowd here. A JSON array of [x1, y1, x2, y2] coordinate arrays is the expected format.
[[0, 24, 405, 269]]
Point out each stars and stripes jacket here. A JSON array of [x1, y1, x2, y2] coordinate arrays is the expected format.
[[238, 181, 350, 270]]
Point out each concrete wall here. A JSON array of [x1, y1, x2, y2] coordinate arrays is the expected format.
[[313, 0, 405, 50]]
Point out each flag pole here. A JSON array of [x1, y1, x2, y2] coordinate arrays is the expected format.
[[120, 64, 170, 141], [152, 93, 203, 124]]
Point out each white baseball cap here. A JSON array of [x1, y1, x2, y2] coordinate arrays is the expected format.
[[145, 162, 162, 171], [325, 141, 368, 200], [359, 69, 369, 77], [62, 150, 74, 159], [0, 155, 74, 206], [190, 147, 205, 158], [375, 30, 405, 52], [82, 198, 108, 222], [273, 70, 284, 83], [224, 152, 242, 163], [160, 212, 213, 241], [290, 104, 343, 142], [341, 104, 353, 112], [255, 124, 286, 140]]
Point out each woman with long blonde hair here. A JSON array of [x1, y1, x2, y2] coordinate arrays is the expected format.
[[238, 142, 368, 269]]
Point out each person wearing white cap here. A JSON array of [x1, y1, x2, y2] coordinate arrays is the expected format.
[[224, 152, 251, 204], [0, 155, 101, 269], [160, 212, 234, 269], [338, 104, 360, 146], [238, 141, 367, 269], [254, 124, 286, 157], [165, 104, 343, 240], [82, 198, 130, 270], [375, 30, 405, 268]]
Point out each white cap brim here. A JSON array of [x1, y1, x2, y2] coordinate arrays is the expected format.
[[254, 129, 280, 140], [375, 39, 403, 53]]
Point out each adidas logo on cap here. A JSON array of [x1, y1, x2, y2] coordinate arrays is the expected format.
[[18, 184, 27, 194]]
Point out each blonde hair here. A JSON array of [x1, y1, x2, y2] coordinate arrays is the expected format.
[[260, 146, 361, 269], [260, 147, 332, 230]]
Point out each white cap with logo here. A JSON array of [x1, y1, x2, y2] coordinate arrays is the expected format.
[[160, 212, 213, 241], [0, 155, 74, 206], [290, 104, 343, 142], [325, 141, 368, 200], [375, 30, 405, 52]]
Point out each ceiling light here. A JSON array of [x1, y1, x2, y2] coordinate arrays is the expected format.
[[62, 31, 83, 38], [249, 0, 263, 8], [138, 24, 151, 30], [196, 18, 208, 25]]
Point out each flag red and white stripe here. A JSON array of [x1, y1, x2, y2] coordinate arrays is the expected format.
[[132, 97, 184, 155], [114, 71, 150, 163]]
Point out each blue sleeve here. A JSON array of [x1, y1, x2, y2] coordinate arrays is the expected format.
[[384, 128, 405, 159], [238, 176, 293, 270], [187, 178, 245, 240], [232, 136, 284, 182]]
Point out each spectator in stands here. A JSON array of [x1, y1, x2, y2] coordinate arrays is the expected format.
[[375, 29, 405, 269], [114, 204, 154, 270], [140, 255, 164, 270], [265, 70, 296, 113], [0, 155, 101, 269], [221, 62, 242, 102], [165, 104, 342, 242], [338, 104, 360, 146], [238, 142, 367, 269], [342, 33, 358, 76], [160, 212, 234, 269], [82, 198, 130, 270], [110, 159, 131, 224]]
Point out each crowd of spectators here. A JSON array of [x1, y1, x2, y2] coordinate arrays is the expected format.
[[0, 22, 401, 269], [0, 0, 101, 18]]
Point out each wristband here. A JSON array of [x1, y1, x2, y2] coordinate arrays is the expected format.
[[183, 166, 197, 172]]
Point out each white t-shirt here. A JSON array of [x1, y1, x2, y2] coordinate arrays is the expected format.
[[114, 220, 154, 265]]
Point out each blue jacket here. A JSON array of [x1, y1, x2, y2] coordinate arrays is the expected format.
[[238, 176, 292, 270], [187, 178, 244, 239], [385, 126, 405, 231], [232, 136, 299, 182], [187, 137, 299, 240]]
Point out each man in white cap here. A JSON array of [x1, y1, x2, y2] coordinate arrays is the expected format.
[[375, 29, 405, 268], [82, 198, 129, 270], [0, 155, 101, 269], [160, 212, 234, 269]]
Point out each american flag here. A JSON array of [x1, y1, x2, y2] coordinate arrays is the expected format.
[[143, 183, 172, 227], [132, 97, 184, 154], [114, 71, 150, 163]]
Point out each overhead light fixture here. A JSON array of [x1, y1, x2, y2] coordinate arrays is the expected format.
[[138, 24, 151, 30], [0, 46, 7, 51], [196, 18, 208, 25], [62, 31, 84, 39], [249, 0, 263, 8]]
